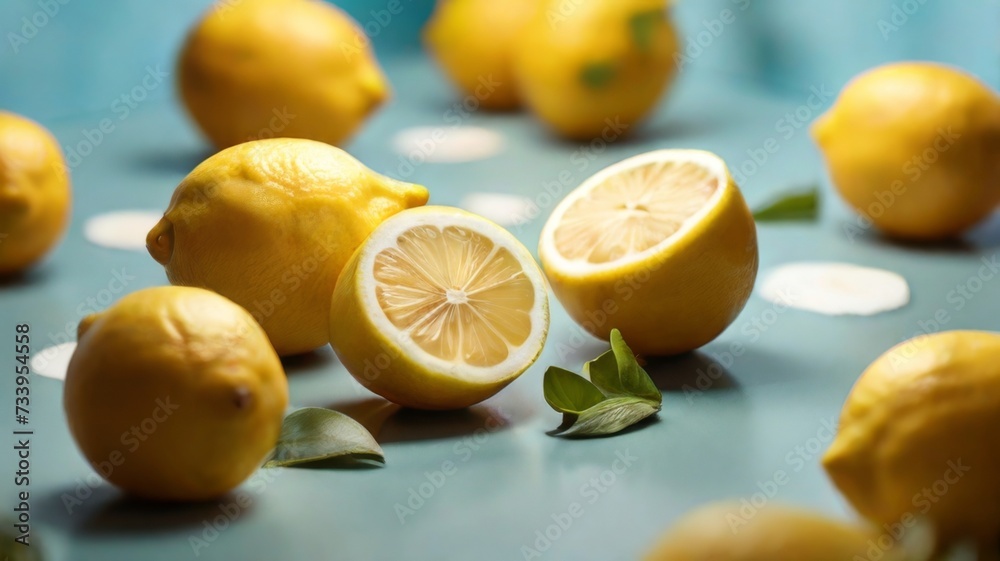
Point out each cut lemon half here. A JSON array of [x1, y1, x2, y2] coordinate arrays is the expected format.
[[330, 206, 549, 410], [539, 149, 758, 356]]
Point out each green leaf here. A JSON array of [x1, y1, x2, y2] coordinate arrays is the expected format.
[[553, 397, 660, 438], [544, 367, 607, 414], [587, 329, 662, 403], [629, 10, 661, 53], [543, 330, 663, 438], [582, 349, 616, 380], [752, 187, 820, 222], [580, 62, 617, 89], [265, 407, 384, 468]]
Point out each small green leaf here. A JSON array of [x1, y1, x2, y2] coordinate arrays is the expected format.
[[580, 62, 617, 89], [582, 349, 616, 380], [265, 407, 384, 468], [587, 329, 662, 403], [629, 10, 661, 53], [544, 367, 607, 414], [753, 187, 820, 222], [553, 397, 660, 438]]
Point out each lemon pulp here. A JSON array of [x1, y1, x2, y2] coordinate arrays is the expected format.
[[373, 224, 535, 368], [553, 161, 718, 263]]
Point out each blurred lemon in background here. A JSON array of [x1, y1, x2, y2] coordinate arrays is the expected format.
[[64, 286, 289, 501], [178, 0, 389, 149], [330, 206, 549, 410], [0, 111, 70, 275], [643, 501, 925, 561], [813, 62, 1000, 241], [513, 0, 680, 140], [146, 138, 428, 356], [423, 0, 538, 110], [538, 150, 757, 356], [824, 330, 1000, 553]]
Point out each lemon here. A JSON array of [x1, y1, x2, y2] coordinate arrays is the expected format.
[[178, 0, 389, 149], [423, 0, 537, 110], [824, 330, 1000, 552], [512, 0, 680, 139], [146, 138, 428, 356], [538, 149, 757, 356], [643, 502, 924, 561], [64, 286, 288, 501], [330, 206, 549, 410], [813, 62, 1000, 241], [0, 111, 70, 275]]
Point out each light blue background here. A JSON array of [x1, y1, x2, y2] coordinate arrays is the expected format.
[[3, 2, 1000, 561], [1, 0, 998, 122]]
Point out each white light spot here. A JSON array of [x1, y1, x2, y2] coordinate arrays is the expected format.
[[759, 262, 909, 316], [31, 342, 76, 381], [84, 211, 162, 251], [446, 289, 468, 305], [392, 126, 504, 163], [459, 192, 535, 226]]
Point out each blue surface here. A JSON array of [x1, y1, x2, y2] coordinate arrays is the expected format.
[[1, 0, 997, 121], [3, 2, 1000, 560]]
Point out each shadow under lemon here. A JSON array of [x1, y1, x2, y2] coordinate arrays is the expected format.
[[330, 387, 537, 445], [280, 345, 338, 375], [33, 483, 244, 536]]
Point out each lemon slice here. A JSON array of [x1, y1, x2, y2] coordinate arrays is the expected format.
[[539, 149, 758, 356], [330, 206, 549, 410]]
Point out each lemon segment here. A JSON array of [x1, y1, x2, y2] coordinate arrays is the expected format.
[[331, 206, 549, 410], [374, 225, 535, 367], [539, 150, 757, 356]]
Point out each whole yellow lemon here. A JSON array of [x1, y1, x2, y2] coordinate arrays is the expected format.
[[146, 138, 428, 356], [64, 286, 289, 501], [423, 0, 538, 110], [813, 62, 1000, 241], [643, 501, 923, 561], [824, 331, 1000, 552], [178, 0, 389, 149], [513, 0, 680, 140], [0, 111, 70, 275]]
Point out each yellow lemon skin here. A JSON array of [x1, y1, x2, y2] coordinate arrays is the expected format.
[[0, 111, 70, 275], [64, 286, 289, 502], [540, 171, 757, 357], [423, 0, 537, 110], [813, 62, 1000, 241], [513, 0, 680, 140], [824, 331, 1000, 550], [146, 138, 428, 356], [330, 206, 549, 410], [643, 502, 898, 561], [178, 0, 389, 149]]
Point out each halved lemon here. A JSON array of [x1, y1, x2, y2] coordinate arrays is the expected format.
[[539, 149, 758, 356], [330, 206, 549, 410]]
